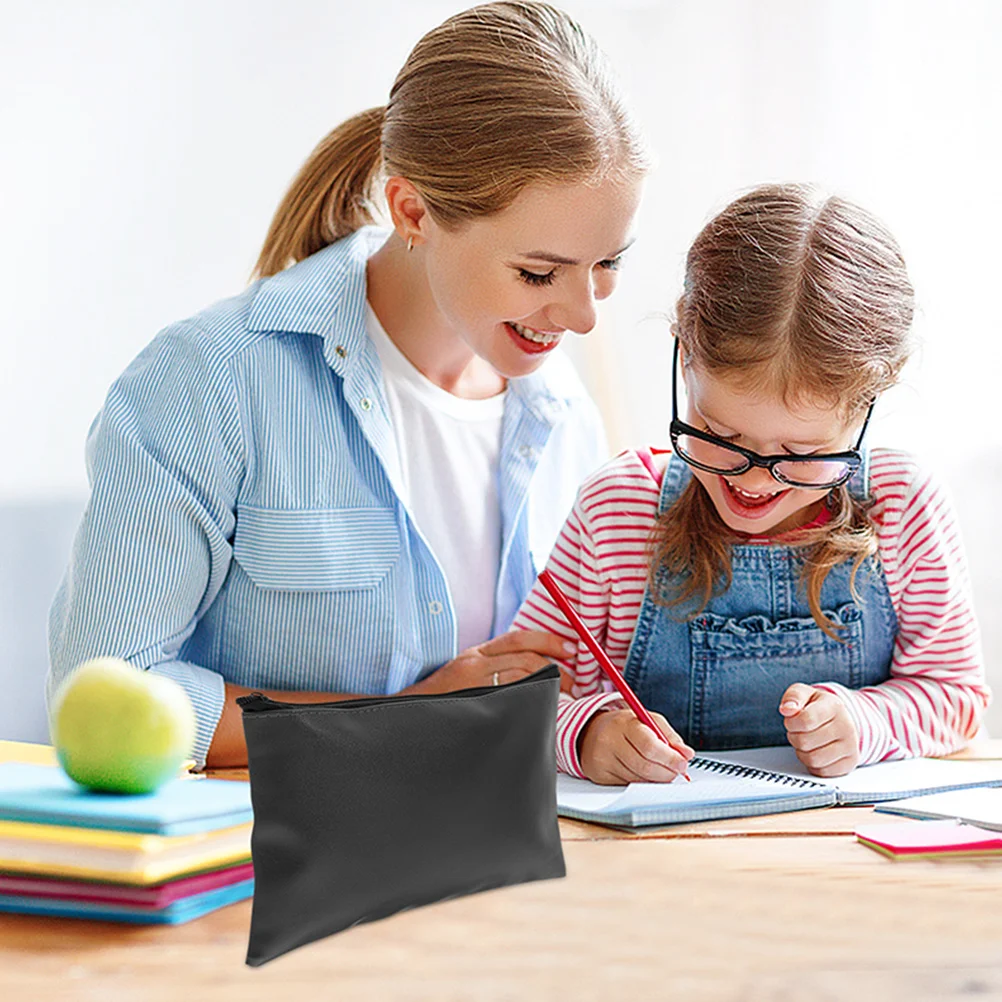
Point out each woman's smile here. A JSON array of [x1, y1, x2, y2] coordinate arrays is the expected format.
[[505, 320, 565, 354]]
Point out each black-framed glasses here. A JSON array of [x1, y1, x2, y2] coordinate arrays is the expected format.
[[669, 339, 873, 490]]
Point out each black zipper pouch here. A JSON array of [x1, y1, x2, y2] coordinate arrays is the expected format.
[[237, 665, 565, 966]]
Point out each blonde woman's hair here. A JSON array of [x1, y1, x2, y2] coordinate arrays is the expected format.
[[651, 184, 915, 637], [253, 2, 650, 278]]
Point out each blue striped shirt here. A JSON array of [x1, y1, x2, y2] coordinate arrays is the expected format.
[[47, 228, 608, 766]]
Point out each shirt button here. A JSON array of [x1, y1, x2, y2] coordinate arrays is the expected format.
[[428, 600, 443, 615], [360, 397, 373, 411], [335, 345, 347, 358], [518, 445, 538, 460]]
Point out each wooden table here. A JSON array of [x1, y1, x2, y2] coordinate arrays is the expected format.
[[3, 749, 1002, 1001]]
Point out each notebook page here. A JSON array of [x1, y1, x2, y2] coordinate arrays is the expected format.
[[702, 746, 1002, 801], [555, 775, 627, 815], [557, 761, 809, 817]]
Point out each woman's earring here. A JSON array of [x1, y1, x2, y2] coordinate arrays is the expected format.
[[407, 236, 414, 253]]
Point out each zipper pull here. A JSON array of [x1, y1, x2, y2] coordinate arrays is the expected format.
[[236, 691, 279, 712]]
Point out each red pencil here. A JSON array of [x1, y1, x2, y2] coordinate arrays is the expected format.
[[538, 569, 691, 782]]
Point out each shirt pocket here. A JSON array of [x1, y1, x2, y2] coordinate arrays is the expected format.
[[232, 506, 400, 591]]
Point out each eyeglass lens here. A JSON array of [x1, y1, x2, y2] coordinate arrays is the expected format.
[[673, 433, 851, 487]]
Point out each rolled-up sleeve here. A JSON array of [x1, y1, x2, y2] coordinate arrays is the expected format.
[[48, 323, 244, 767]]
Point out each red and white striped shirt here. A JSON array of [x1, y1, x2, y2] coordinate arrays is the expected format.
[[513, 448, 990, 777]]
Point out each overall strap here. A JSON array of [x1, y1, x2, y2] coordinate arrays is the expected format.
[[659, 453, 695, 515]]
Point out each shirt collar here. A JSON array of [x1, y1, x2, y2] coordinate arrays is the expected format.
[[507, 367, 573, 426], [246, 227, 388, 378]]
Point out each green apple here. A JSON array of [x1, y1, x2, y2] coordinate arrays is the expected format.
[[51, 657, 196, 795]]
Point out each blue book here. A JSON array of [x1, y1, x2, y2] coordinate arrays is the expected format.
[[0, 877, 254, 924], [0, 763, 252, 836]]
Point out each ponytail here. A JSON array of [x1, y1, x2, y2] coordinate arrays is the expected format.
[[253, 106, 385, 279]]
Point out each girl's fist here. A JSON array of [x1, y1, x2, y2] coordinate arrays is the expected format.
[[779, 683, 859, 777]]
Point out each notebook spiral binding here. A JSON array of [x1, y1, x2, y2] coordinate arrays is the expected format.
[[692, 757, 824, 789]]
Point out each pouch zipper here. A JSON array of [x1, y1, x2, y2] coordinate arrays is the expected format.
[[235, 664, 559, 713], [236, 691, 398, 713]]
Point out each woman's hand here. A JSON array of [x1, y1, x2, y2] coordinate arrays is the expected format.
[[779, 683, 859, 777], [578, 708, 694, 785], [407, 630, 576, 695]]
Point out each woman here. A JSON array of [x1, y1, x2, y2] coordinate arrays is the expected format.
[[47, 2, 650, 767]]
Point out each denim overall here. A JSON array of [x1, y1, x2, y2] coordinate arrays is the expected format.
[[622, 452, 898, 750]]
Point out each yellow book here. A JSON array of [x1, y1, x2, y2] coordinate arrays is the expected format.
[[0, 739, 198, 776], [0, 818, 252, 885], [0, 743, 250, 882], [0, 741, 58, 767]]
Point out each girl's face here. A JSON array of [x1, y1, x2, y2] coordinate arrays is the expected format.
[[420, 175, 643, 378], [683, 363, 862, 536]]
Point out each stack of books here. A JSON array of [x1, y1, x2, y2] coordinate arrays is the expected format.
[[0, 750, 254, 924]]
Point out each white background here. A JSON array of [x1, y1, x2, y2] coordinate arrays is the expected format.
[[3, 1, 1000, 730]]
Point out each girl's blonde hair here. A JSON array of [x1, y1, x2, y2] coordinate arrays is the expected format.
[[651, 184, 915, 637], [254, 2, 650, 279]]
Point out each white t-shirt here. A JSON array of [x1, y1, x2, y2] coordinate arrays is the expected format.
[[365, 303, 505, 653]]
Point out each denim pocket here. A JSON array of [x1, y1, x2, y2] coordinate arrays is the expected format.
[[687, 603, 864, 749]]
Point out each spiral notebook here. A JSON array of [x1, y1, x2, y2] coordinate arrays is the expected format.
[[557, 746, 1002, 828]]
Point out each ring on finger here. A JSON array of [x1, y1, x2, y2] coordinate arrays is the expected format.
[[492, 671, 500, 687]]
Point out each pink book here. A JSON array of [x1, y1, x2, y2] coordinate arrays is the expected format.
[[856, 820, 1002, 859], [0, 861, 254, 907]]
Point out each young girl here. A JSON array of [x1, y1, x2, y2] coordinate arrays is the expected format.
[[47, 2, 649, 768], [514, 183, 990, 782]]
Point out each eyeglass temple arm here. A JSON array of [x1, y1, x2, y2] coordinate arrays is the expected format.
[[671, 338, 680, 422], [854, 399, 877, 448]]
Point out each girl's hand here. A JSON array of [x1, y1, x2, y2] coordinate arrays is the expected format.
[[407, 630, 576, 695], [779, 683, 859, 777], [578, 708, 694, 785]]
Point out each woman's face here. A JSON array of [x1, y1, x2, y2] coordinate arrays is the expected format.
[[683, 364, 861, 536], [419, 175, 643, 378]]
